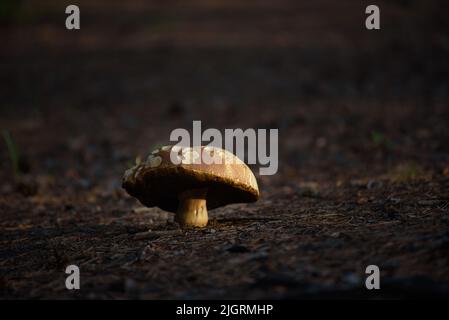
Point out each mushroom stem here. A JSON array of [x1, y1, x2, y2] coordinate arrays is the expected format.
[[176, 188, 208, 227]]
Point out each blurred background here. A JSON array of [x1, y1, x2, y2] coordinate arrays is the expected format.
[[1, 0, 448, 299]]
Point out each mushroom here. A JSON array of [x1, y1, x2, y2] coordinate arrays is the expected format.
[[122, 145, 259, 228]]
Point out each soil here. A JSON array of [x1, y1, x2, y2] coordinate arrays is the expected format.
[[1, 0, 448, 299]]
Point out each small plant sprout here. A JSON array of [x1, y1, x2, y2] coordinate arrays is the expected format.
[[2, 129, 21, 177], [371, 130, 392, 149]]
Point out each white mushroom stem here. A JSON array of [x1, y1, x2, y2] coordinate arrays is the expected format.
[[176, 188, 208, 227]]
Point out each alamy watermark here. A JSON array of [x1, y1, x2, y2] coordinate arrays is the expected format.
[[169, 121, 278, 175], [365, 265, 380, 290], [65, 265, 80, 290]]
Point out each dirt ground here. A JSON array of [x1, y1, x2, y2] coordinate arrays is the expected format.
[[1, 0, 449, 299]]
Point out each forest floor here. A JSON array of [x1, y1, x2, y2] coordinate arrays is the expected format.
[[1, 0, 448, 298]]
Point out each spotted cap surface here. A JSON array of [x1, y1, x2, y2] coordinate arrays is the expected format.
[[122, 145, 260, 212]]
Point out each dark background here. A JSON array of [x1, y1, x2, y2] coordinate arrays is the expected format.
[[1, 0, 448, 298]]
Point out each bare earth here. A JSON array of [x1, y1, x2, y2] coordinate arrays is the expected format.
[[1, 0, 448, 299]]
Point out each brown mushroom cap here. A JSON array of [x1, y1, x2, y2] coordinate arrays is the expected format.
[[122, 145, 259, 213]]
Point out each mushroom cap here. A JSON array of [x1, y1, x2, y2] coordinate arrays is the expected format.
[[122, 145, 260, 213]]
